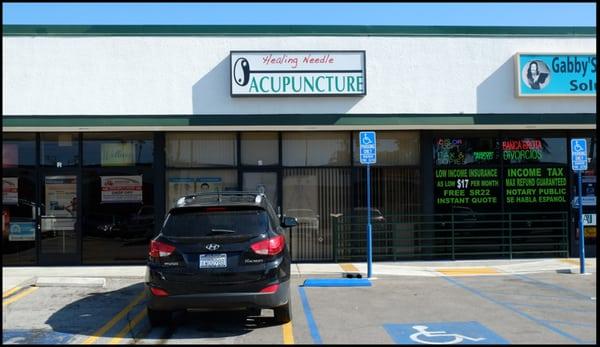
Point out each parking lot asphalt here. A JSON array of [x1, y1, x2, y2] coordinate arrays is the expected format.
[[2, 259, 596, 344]]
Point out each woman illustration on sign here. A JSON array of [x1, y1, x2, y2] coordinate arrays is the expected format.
[[525, 61, 550, 90], [64, 197, 77, 217]]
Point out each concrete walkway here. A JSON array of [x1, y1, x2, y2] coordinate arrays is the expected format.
[[3, 258, 595, 292]]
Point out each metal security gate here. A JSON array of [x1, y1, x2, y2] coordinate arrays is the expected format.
[[333, 211, 569, 262], [284, 168, 352, 262]]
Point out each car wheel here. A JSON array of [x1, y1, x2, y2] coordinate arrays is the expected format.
[[274, 301, 292, 324], [147, 307, 172, 326]]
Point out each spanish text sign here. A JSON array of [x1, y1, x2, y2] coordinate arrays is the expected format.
[[515, 53, 596, 97], [230, 51, 366, 96], [384, 322, 509, 344]]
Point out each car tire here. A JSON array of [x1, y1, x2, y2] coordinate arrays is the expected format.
[[274, 301, 292, 324], [147, 307, 172, 326]]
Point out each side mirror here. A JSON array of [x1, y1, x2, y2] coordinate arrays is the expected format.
[[281, 216, 298, 228]]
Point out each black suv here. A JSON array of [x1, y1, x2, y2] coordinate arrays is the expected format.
[[145, 192, 297, 326]]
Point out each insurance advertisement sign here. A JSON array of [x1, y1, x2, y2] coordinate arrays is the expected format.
[[101, 175, 143, 203], [515, 53, 596, 97], [230, 51, 366, 96]]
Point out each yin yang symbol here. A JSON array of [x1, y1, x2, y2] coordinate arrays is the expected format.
[[233, 58, 251, 86]]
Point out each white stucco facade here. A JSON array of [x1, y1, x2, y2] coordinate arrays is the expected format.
[[3, 35, 596, 116]]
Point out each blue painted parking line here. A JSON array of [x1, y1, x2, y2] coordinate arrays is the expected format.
[[303, 278, 371, 287], [474, 291, 588, 302], [298, 286, 323, 344], [499, 302, 595, 313], [384, 321, 509, 344], [443, 276, 587, 344], [540, 320, 597, 329], [3, 329, 77, 344], [513, 274, 593, 300]]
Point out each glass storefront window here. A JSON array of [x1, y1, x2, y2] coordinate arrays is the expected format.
[[3, 133, 36, 168], [82, 169, 155, 264], [434, 137, 498, 166], [354, 131, 420, 166], [83, 133, 153, 167], [166, 133, 237, 167], [282, 132, 350, 166], [432, 136, 501, 213], [166, 169, 238, 209], [2, 170, 37, 265], [241, 132, 279, 166], [501, 137, 567, 164], [41, 133, 80, 167]]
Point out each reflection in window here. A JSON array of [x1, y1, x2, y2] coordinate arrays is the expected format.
[[166, 133, 237, 167], [283, 168, 352, 261], [2, 171, 37, 265], [83, 133, 153, 167], [3, 133, 36, 168], [166, 169, 238, 209], [41, 133, 79, 167], [282, 132, 350, 166], [82, 170, 155, 264], [355, 131, 420, 166]]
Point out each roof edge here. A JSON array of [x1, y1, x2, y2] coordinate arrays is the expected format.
[[2, 25, 597, 37]]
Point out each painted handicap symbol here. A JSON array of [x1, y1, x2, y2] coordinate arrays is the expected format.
[[409, 325, 486, 345]]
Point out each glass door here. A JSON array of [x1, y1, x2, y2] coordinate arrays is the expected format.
[[242, 171, 278, 209], [39, 173, 81, 264]]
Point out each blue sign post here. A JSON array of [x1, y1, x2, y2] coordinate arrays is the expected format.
[[359, 131, 376, 278], [571, 139, 588, 274]]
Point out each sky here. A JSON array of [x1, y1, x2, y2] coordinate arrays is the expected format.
[[2, 2, 597, 26]]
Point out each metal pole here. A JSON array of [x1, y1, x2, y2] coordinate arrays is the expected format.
[[577, 171, 585, 274], [367, 164, 373, 278]]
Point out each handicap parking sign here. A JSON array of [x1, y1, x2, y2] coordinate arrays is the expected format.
[[571, 139, 588, 171], [384, 321, 509, 344], [359, 131, 376, 164]]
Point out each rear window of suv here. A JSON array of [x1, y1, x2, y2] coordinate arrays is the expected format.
[[162, 206, 270, 237]]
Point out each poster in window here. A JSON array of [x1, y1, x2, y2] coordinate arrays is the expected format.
[[9, 222, 36, 241], [3, 177, 19, 205], [44, 176, 77, 232], [101, 175, 143, 203], [168, 177, 223, 208], [168, 177, 196, 208]]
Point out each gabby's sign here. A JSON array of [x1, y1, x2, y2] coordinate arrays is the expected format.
[[230, 51, 366, 96], [515, 53, 596, 97]]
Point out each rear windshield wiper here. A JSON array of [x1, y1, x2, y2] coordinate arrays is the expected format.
[[207, 228, 237, 235]]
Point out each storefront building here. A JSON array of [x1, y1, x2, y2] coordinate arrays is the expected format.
[[2, 25, 596, 265]]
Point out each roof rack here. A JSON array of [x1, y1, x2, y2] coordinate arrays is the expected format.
[[175, 191, 266, 207]]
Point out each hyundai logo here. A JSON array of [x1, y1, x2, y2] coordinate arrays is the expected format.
[[206, 244, 221, 251]]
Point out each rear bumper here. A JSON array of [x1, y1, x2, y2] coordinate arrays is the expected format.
[[146, 280, 290, 311]]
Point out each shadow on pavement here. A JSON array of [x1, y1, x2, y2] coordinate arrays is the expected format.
[[44, 281, 279, 340]]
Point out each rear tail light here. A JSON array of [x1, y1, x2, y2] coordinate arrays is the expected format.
[[149, 240, 176, 258], [251, 235, 285, 256], [259, 284, 280, 294], [205, 207, 227, 212], [150, 287, 169, 297]]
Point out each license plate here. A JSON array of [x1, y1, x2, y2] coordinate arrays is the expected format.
[[199, 254, 227, 268]]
